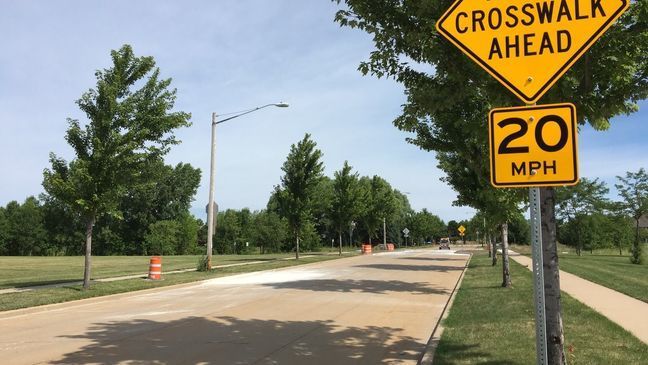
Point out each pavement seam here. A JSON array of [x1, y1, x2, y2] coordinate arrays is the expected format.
[[417, 251, 473, 365]]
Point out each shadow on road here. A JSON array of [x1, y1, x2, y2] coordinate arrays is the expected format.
[[52, 316, 425, 364], [398, 257, 460, 262], [354, 264, 465, 272], [262, 279, 449, 295]]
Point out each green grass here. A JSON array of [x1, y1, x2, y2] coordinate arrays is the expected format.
[[509, 244, 648, 303], [0, 253, 333, 289], [0, 254, 349, 312], [434, 253, 648, 365]]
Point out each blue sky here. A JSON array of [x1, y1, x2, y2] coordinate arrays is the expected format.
[[0, 1, 646, 223]]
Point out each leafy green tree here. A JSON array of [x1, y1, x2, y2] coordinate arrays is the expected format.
[[274, 134, 324, 259], [42, 45, 191, 288], [298, 220, 322, 252], [556, 178, 609, 255], [0, 207, 8, 255], [388, 191, 413, 245], [117, 161, 201, 255], [144, 220, 180, 256], [358, 176, 396, 244], [41, 196, 85, 255], [214, 209, 243, 254], [252, 211, 288, 254], [408, 209, 445, 244], [176, 213, 200, 255], [2, 198, 48, 255], [446, 220, 460, 240], [331, 161, 362, 254], [310, 177, 335, 244], [615, 168, 648, 264], [508, 211, 530, 245], [605, 212, 635, 255], [334, 1, 647, 361]]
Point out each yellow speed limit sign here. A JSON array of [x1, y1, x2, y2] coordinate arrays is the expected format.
[[436, 0, 629, 104], [489, 103, 578, 187]]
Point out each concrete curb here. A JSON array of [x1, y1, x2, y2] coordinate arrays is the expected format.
[[418, 252, 473, 364]]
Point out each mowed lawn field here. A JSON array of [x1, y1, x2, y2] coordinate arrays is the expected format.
[[0, 253, 353, 312], [0, 253, 325, 289], [510, 244, 648, 303], [434, 253, 648, 365]]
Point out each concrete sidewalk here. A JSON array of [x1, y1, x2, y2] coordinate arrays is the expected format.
[[509, 251, 648, 344]]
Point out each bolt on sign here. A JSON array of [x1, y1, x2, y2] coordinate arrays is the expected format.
[[489, 103, 578, 187], [436, 0, 629, 104]]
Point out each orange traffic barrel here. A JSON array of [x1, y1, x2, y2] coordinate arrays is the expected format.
[[148, 256, 162, 280], [362, 244, 372, 254], [387, 243, 395, 251]]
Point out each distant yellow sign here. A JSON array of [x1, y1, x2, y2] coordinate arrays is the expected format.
[[458, 225, 466, 234], [436, 0, 629, 103], [489, 103, 579, 187]]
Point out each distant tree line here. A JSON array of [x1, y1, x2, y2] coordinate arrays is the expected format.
[[209, 134, 448, 256], [555, 172, 647, 263], [459, 172, 647, 264], [0, 132, 449, 257], [0, 161, 202, 256]]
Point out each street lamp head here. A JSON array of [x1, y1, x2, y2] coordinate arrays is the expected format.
[[274, 102, 289, 108]]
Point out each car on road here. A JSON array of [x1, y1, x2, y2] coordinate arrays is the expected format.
[[439, 237, 451, 250]]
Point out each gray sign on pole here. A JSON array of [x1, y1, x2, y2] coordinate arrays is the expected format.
[[402, 228, 410, 237], [205, 202, 219, 227]]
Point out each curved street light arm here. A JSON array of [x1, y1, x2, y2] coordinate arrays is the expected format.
[[214, 103, 288, 125]]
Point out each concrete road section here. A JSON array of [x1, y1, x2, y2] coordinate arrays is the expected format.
[[0, 249, 469, 364]]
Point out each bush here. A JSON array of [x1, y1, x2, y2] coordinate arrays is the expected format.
[[196, 255, 211, 271]]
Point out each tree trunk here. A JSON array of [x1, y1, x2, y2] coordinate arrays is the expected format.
[[540, 187, 566, 365], [491, 235, 497, 266], [295, 233, 300, 260], [339, 232, 342, 256], [576, 221, 582, 256], [83, 215, 95, 290], [631, 219, 642, 264], [501, 223, 511, 288], [487, 233, 492, 258]]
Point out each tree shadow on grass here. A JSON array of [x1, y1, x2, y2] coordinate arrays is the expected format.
[[354, 264, 465, 272], [263, 279, 450, 295], [52, 316, 426, 364], [226, 257, 277, 263], [2, 279, 83, 289], [433, 342, 518, 365]]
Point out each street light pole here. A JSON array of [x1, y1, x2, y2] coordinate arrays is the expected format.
[[383, 217, 387, 247], [206, 112, 218, 269], [206, 103, 289, 269]]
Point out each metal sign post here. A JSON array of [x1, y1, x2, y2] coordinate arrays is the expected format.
[[529, 187, 548, 365]]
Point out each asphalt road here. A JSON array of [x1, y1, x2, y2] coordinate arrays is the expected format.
[[0, 248, 470, 365]]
